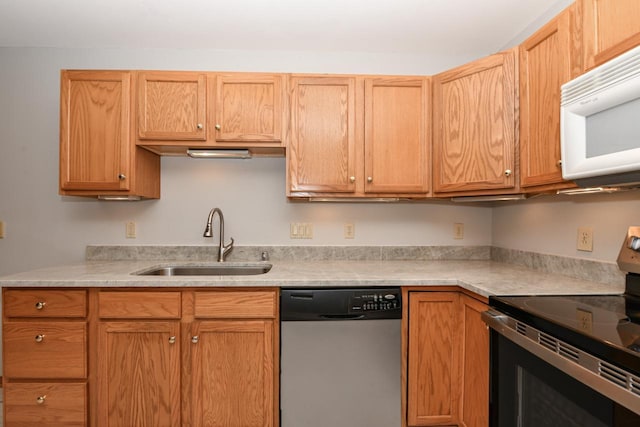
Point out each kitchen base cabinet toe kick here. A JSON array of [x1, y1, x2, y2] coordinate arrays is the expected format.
[[2, 287, 279, 427]]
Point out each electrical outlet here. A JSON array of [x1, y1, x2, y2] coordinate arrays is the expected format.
[[126, 221, 137, 239], [576, 308, 593, 333], [577, 226, 593, 252], [0, 220, 5, 238], [290, 223, 313, 239], [344, 223, 355, 239], [454, 223, 464, 240]]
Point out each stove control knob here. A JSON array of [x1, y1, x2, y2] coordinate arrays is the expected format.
[[629, 236, 640, 251]]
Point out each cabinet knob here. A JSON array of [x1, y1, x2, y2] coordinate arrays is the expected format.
[[168, 336, 176, 344], [196, 123, 203, 130], [35, 301, 46, 310], [36, 395, 46, 405], [367, 176, 373, 183], [557, 160, 563, 167], [215, 124, 221, 131], [191, 336, 199, 344], [35, 334, 45, 343], [349, 176, 356, 183], [504, 169, 512, 177], [118, 173, 126, 181]]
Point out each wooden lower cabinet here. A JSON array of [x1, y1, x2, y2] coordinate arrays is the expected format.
[[97, 321, 181, 427], [4, 382, 87, 427], [190, 320, 275, 427], [405, 290, 489, 427]]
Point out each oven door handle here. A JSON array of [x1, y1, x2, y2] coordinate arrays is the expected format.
[[482, 309, 640, 416]]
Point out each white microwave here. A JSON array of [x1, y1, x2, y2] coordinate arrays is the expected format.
[[561, 44, 640, 187]]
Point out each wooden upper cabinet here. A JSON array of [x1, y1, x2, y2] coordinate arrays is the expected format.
[[60, 70, 160, 199], [212, 74, 283, 143], [583, 0, 640, 70], [364, 77, 429, 194], [288, 76, 357, 194], [137, 72, 206, 141], [433, 49, 517, 195], [60, 70, 131, 192], [520, 5, 580, 191]]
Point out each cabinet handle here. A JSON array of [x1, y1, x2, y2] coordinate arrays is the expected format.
[[36, 395, 46, 405], [35, 334, 45, 343], [168, 336, 176, 344], [215, 124, 221, 131], [349, 176, 356, 183], [191, 336, 199, 344], [367, 176, 373, 183], [118, 173, 126, 181], [504, 169, 512, 177], [35, 301, 46, 310], [196, 123, 203, 130]]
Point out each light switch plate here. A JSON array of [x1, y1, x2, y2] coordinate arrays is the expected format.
[[454, 223, 464, 240], [290, 223, 313, 239], [126, 221, 136, 239]]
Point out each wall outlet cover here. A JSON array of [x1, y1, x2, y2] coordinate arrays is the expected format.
[[577, 226, 593, 252]]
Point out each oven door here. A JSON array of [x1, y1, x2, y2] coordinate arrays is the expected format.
[[484, 312, 640, 427]]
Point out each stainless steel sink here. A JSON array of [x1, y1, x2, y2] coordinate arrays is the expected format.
[[135, 263, 272, 276]]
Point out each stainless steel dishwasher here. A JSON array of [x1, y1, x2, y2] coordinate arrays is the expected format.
[[280, 287, 402, 427]]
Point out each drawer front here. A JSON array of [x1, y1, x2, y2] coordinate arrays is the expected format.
[[4, 322, 87, 378], [5, 382, 87, 426], [194, 291, 277, 318], [4, 289, 87, 318], [99, 291, 181, 319]]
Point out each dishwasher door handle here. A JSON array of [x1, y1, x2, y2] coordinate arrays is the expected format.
[[320, 314, 365, 320]]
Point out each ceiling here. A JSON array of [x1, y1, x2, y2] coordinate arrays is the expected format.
[[0, 0, 568, 57]]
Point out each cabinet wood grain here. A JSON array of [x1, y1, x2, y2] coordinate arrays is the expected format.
[[365, 77, 429, 194], [190, 320, 275, 427], [433, 49, 517, 195], [4, 382, 87, 427], [60, 70, 131, 192], [459, 295, 489, 427], [98, 291, 181, 319], [4, 321, 87, 378], [583, 0, 640, 69], [288, 76, 357, 193], [214, 74, 283, 142], [137, 72, 206, 140], [4, 289, 86, 318], [97, 321, 181, 427], [407, 292, 461, 426], [520, 5, 579, 190], [194, 290, 276, 319]]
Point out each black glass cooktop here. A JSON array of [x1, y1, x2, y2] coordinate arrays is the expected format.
[[490, 281, 640, 377]]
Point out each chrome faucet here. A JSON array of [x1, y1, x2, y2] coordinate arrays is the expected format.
[[203, 208, 234, 262]]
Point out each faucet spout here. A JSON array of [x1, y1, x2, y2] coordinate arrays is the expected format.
[[203, 208, 234, 262]]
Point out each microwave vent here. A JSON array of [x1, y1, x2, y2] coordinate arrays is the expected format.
[[562, 44, 640, 105]]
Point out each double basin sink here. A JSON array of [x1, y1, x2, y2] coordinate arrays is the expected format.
[[135, 263, 272, 276]]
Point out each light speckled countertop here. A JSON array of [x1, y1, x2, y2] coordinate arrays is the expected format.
[[0, 259, 624, 298]]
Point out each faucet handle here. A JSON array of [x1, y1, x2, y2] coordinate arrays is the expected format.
[[222, 237, 234, 260]]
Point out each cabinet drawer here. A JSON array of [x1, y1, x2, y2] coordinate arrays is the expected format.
[[5, 382, 87, 426], [99, 291, 181, 319], [194, 291, 277, 318], [4, 322, 87, 378], [4, 289, 87, 318]]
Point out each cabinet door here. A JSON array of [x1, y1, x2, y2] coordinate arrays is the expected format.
[[289, 76, 357, 194], [433, 50, 517, 194], [97, 321, 181, 427], [214, 74, 283, 142], [365, 77, 429, 194], [60, 71, 131, 191], [459, 295, 489, 427], [407, 292, 461, 426], [137, 72, 206, 141], [520, 6, 580, 190], [190, 320, 275, 427], [583, 0, 640, 69]]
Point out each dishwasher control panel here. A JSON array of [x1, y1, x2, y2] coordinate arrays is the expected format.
[[350, 290, 401, 312], [281, 287, 402, 320]]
